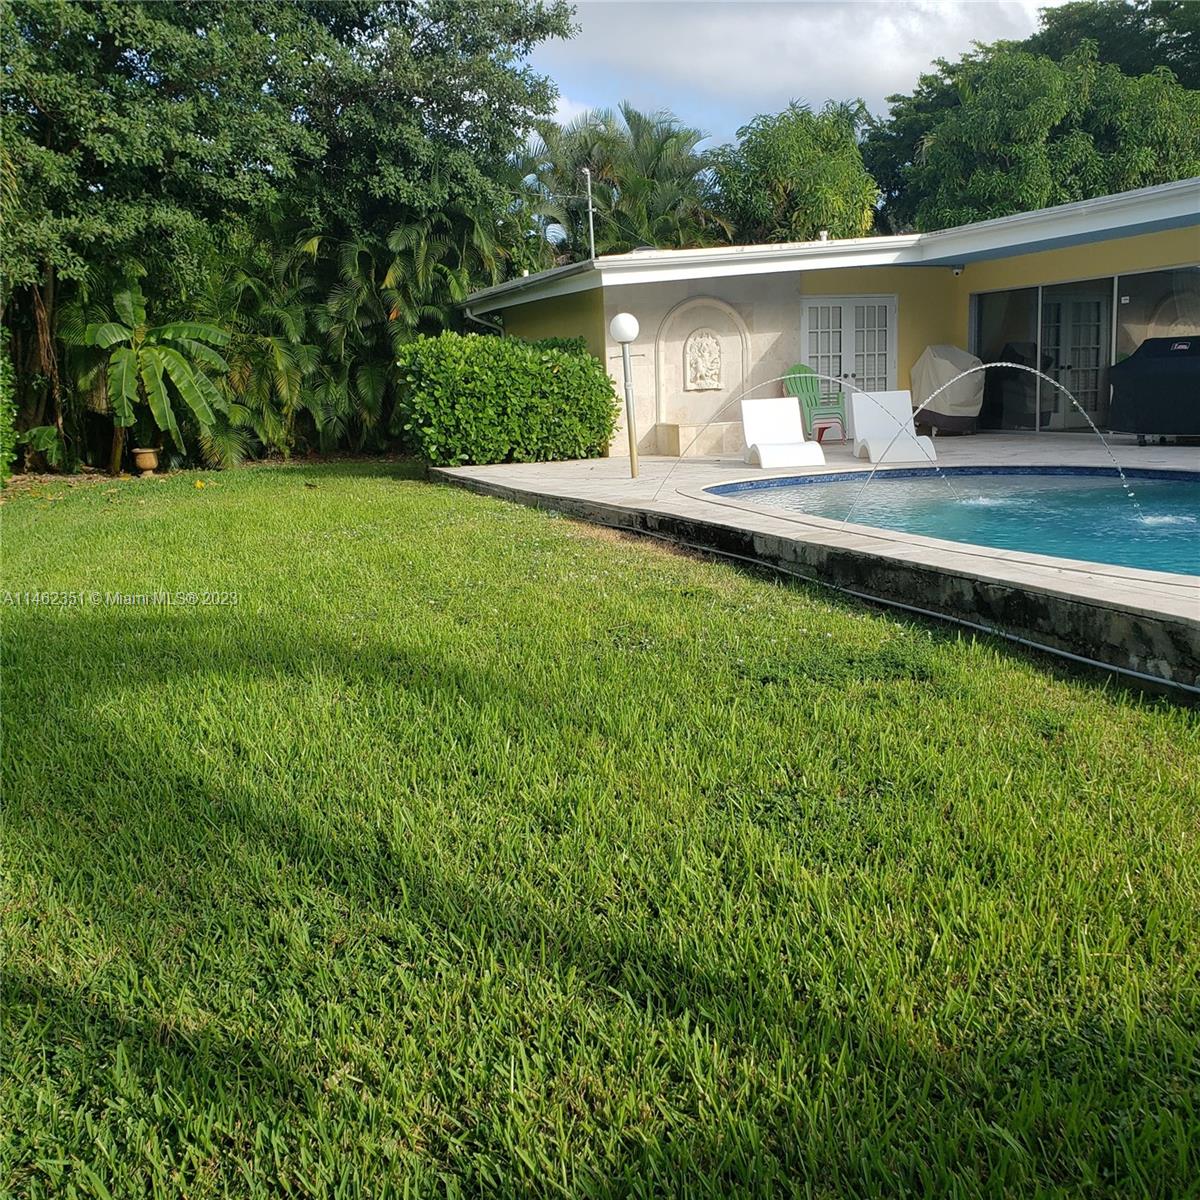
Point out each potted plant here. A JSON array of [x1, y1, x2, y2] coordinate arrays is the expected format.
[[131, 414, 160, 474], [81, 270, 231, 474], [131, 446, 159, 473]]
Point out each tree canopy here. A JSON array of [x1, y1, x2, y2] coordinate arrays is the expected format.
[[711, 102, 879, 242], [1, 0, 572, 292], [863, 3, 1200, 231], [1026, 0, 1199, 88], [901, 44, 1200, 230], [1, 0, 572, 468], [4, 0, 318, 292]]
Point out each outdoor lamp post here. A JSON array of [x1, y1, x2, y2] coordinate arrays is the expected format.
[[609, 312, 640, 478]]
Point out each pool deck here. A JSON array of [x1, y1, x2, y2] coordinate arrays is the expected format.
[[432, 434, 1200, 691]]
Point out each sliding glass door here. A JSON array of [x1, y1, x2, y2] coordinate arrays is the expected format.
[[972, 266, 1199, 432], [974, 288, 1039, 430], [1115, 267, 1200, 358]]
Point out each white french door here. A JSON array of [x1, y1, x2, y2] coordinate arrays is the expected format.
[[1039, 290, 1111, 429], [800, 297, 898, 422]]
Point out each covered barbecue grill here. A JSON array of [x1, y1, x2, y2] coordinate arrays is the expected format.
[[911, 344, 985, 434], [1108, 336, 1200, 441]]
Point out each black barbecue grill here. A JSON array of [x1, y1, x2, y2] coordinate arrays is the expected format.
[[1108, 336, 1200, 442]]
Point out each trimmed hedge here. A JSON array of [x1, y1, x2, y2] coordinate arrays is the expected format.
[[529, 335, 590, 355], [394, 332, 618, 467]]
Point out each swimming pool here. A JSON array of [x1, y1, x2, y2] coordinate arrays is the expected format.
[[707, 467, 1200, 576]]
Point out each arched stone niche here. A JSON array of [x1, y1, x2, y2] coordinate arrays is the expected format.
[[655, 297, 749, 427]]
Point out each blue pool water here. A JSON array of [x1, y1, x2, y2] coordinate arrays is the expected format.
[[708, 468, 1200, 576]]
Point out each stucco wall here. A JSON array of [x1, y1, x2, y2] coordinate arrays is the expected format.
[[599, 268, 959, 454], [501, 288, 607, 360], [945, 225, 1200, 335]]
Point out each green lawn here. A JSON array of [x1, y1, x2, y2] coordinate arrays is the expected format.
[[3, 462, 1197, 1198]]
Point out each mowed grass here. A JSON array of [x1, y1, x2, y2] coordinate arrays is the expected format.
[[2, 461, 1197, 1199]]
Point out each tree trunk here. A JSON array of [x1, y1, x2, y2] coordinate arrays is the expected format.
[[13, 327, 45, 429], [109, 423, 125, 475], [31, 267, 66, 465]]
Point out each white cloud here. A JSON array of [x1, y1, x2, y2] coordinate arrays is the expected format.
[[552, 93, 594, 125], [533, 0, 1071, 143]]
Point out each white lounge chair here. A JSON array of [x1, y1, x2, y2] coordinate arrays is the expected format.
[[741, 397, 826, 468], [850, 389, 936, 464]]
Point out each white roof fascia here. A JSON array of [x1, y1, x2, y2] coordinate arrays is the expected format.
[[915, 177, 1200, 265], [460, 261, 601, 313], [595, 235, 922, 287]]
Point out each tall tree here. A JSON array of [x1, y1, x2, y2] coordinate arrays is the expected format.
[[1026, 0, 1199, 88], [864, 1, 1200, 232], [1, 0, 571, 464], [527, 103, 728, 260], [1, 0, 328, 445], [711, 102, 879, 243], [862, 60, 967, 232], [910, 44, 1200, 230], [294, 1, 572, 248]]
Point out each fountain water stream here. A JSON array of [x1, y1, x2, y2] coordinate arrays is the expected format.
[[643, 361, 1144, 531], [841, 362, 1143, 524]]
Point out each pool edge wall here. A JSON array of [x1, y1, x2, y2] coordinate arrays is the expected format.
[[431, 469, 1200, 695]]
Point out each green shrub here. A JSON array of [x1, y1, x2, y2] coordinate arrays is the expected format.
[[529, 335, 591, 356], [0, 334, 15, 485], [394, 332, 618, 467]]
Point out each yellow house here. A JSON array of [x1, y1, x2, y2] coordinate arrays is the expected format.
[[461, 179, 1200, 456]]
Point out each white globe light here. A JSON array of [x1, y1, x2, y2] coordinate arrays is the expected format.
[[609, 313, 640, 344]]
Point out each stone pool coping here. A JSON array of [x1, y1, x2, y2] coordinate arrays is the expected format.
[[431, 443, 1200, 693]]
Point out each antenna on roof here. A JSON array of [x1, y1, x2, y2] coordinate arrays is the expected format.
[[582, 167, 597, 260]]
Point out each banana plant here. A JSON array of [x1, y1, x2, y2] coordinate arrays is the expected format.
[[82, 273, 230, 470]]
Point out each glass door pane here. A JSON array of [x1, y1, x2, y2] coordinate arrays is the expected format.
[[854, 303, 890, 392], [805, 303, 843, 399], [1116, 268, 1200, 359], [1040, 279, 1113, 428], [973, 287, 1039, 430]]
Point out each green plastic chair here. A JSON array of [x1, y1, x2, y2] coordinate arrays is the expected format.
[[783, 362, 847, 443]]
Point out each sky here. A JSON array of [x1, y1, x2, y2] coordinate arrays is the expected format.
[[529, 0, 1070, 147]]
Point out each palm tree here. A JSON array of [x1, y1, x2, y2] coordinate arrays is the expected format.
[[523, 111, 625, 260], [80, 272, 229, 472], [383, 203, 502, 329], [195, 242, 325, 466], [301, 197, 515, 447], [304, 234, 397, 444], [526, 103, 730, 261], [493, 152, 558, 277]]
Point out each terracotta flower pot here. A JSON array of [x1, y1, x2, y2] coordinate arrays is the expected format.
[[132, 447, 160, 474]]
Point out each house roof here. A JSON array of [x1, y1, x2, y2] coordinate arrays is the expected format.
[[461, 178, 1200, 314]]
